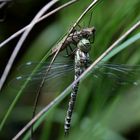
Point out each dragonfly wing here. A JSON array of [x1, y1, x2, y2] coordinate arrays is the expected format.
[[92, 63, 140, 86], [9, 61, 74, 92]]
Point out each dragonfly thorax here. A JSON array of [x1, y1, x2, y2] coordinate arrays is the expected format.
[[77, 38, 91, 53]]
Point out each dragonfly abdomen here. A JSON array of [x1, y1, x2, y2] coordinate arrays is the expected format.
[[64, 81, 79, 135]]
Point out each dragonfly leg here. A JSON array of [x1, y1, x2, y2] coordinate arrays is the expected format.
[[64, 45, 77, 58], [88, 12, 93, 27], [71, 27, 77, 33], [77, 24, 82, 30], [65, 46, 70, 56], [64, 32, 77, 57], [65, 30, 81, 57], [64, 45, 74, 57]]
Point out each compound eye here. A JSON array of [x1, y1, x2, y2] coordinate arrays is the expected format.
[[77, 38, 91, 53]]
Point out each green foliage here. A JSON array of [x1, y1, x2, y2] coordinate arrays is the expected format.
[[0, 0, 140, 139]]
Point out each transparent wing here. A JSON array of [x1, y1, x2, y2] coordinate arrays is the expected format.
[[9, 60, 74, 91], [16, 61, 74, 80], [94, 63, 140, 86], [9, 61, 140, 92]]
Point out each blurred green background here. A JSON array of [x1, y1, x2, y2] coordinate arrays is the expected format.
[[0, 0, 140, 140]]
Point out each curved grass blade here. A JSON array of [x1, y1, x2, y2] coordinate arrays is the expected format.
[[0, 49, 51, 131], [103, 32, 140, 62], [16, 32, 140, 140]]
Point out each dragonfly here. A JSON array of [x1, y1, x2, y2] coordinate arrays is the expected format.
[[64, 38, 91, 135], [11, 26, 96, 105], [12, 42, 140, 136]]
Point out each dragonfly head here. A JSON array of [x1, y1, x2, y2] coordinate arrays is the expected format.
[[77, 38, 91, 53], [81, 27, 96, 40]]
